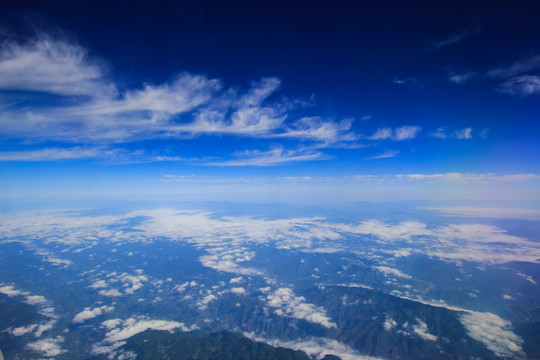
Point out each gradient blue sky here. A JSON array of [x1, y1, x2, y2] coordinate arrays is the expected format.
[[0, 0, 539, 204]]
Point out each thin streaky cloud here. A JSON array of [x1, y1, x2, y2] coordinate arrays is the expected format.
[[496, 75, 540, 96], [430, 127, 447, 139], [431, 25, 484, 50], [0, 34, 364, 148], [487, 54, 540, 79], [448, 71, 477, 84], [201, 146, 331, 167], [393, 76, 424, 89], [364, 150, 399, 160]]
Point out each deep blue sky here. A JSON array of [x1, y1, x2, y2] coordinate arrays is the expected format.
[[0, 0, 539, 203]]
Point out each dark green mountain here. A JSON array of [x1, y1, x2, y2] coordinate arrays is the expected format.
[[121, 329, 340, 360]]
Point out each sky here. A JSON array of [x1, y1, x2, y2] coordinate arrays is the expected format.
[[0, 0, 539, 204]]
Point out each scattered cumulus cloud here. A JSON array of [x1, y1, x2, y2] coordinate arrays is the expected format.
[[72, 305, 114, 323], [10, 324, 38, 336], [99, 288, 122, 297], [375, 266, 412, 279], [27, 336, 65, 358], [266, 287, 336, 328], [412, 319, 437, 341]]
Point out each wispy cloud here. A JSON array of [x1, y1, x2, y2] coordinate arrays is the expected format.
[[453, 127, 473, 139], [496, 75, 540, 96], [487, 54, 540, 79], [0, 147, 110, 161], [430, 127, 447, 139], [393, 76, 424, 89], [424, 207, 540, 220], [449, 54, 540, 96], [368, 127, 392, 140], [448, 71, 477, 84], [368, 126, 421, 141], [364, 149, 399, 160], [400, 173, 537, 183], [202, 146, 331, 166], [431, 24, 485, 50], [393, 125, 422, 140], [0, 36, 113, 96], [0, 32, 362, 161]]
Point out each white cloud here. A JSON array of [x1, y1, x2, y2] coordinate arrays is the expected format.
[[364, 150, 399, 160], [90, 280, 109, 289], [203, 146, 331, 167], [347, 220, 432, 241], [244, 332, 384, 360], [118, 273, 148, 294], [383, 316, 397, 331], [0, 34, 360, 162], [0, 285, 29, 297], [197, 294, 217, 310], [375, 266, 412, 279], [368, 126, 421, 141], [424, 207, 540, 220], [229, 277, 243, 284], [460, 311, 524, 358], [430, 127, 447, 139], [453, 127, 473, 139], [266, 287, 336, 328], [10, 324, 38, 336], [368, 128, 392, 140], [93, 317, 193, 358], [488, 55, 540, 79], [497, 75, 540, 96], [432, 27, 482, 49], [0, 147, 112, 161], [72, 305, 114, 323], [276, 117, 357, 144], [230, 287, 247, 295], [0, 36, 110, 96], [448, 71, 477, 84], [103, 317, 189, 343], [35, 320, 56, 337], [27, 336, 65, 358], [99, 289, 122, 297], [24, 295, 47, 305], [393, 126, 421, 140], [412, 318, 437, 341], [393, 77, 424, 89], [517, 272, 537, 285], [402, 172, 537, 183]]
